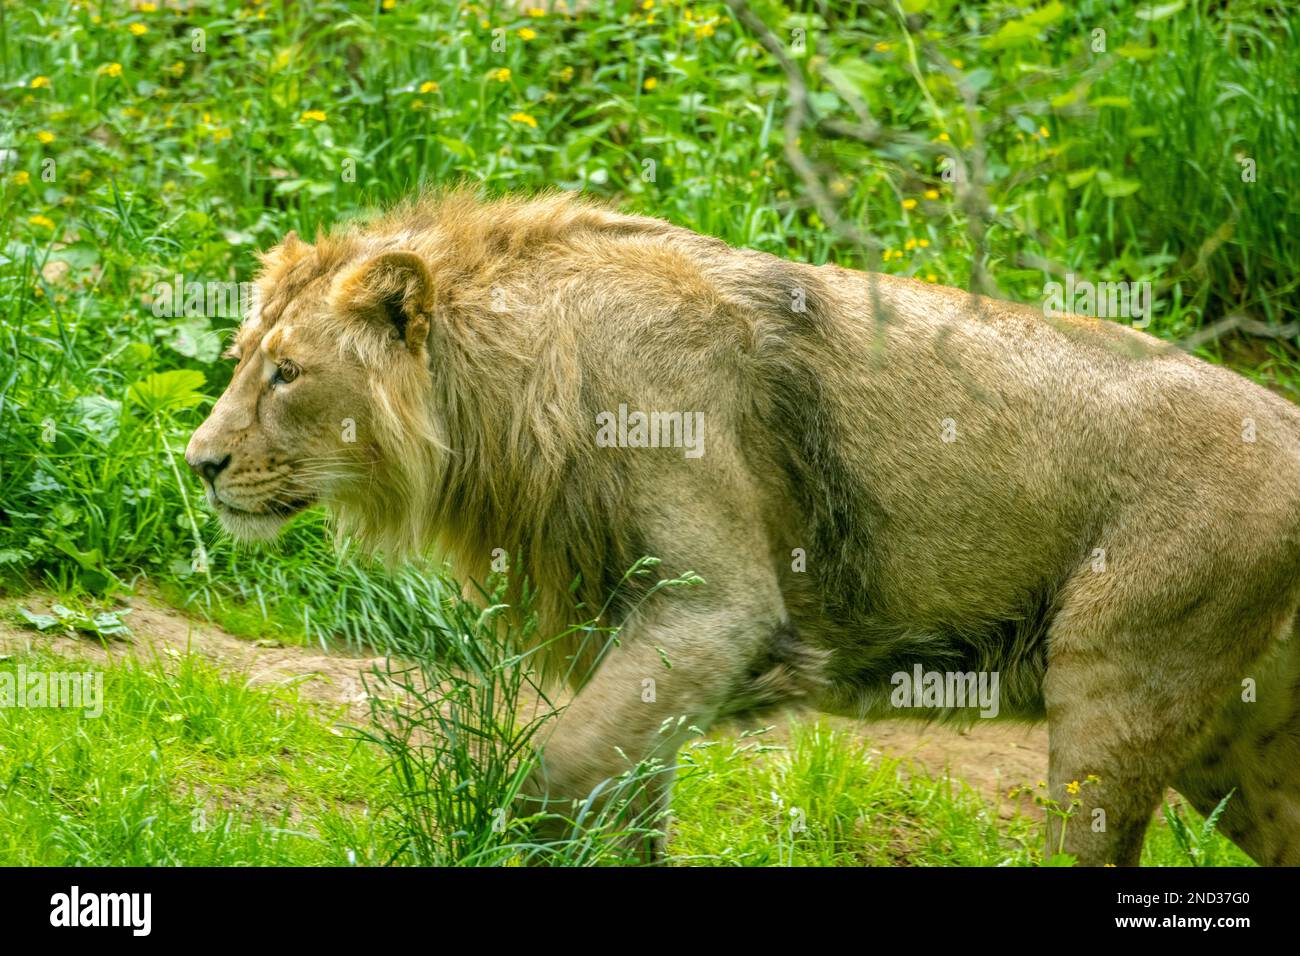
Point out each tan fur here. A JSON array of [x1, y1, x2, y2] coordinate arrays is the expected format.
[[188, 189, 1300, 865]]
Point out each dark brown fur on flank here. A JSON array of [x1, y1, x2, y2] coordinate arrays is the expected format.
[[187, 190, 1300, 865]]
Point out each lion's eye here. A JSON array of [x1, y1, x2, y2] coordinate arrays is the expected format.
[[271, 360, 300, 387]]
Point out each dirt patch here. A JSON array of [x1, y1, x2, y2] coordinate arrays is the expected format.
[[1, 591, 1050, 810], [847, 719, 1047, 817], [1, 591, 388, 713]]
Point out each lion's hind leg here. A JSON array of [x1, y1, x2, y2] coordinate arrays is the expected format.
[[1174, 624, 1300, 866], [1041, 537, 1298, 866]]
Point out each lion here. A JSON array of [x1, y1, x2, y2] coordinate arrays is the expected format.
[[187, 189, 1300, 866]]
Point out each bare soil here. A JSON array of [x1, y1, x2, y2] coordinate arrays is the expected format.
[[0, 591, 387, 712]]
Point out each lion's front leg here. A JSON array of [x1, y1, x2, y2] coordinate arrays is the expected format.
[[520, 595, 786, 863]]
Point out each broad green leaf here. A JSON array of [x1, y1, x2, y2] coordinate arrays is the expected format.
[[47, 241, 100, 269], [72, 395, 122, 445], [19, 608, 59, 631], [164, 317, 224, 363], [436, 135, 474, 159], [984, 2, 1065, 50], [127, 369, 208, 415], [1136, 1, 1185, 21], [962, 68, 994, 93], [1050, 88, 1083, 108], [1116, 44, 1158, 61], [1100, 177, 1141, 198], [1025, 2, 1066, 27]]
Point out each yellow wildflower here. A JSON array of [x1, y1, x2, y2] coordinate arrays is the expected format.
[[382, 0, 396, 9], [924, 189, 939, 200], [558, 66, 574, 83], [141, 2, 158, 11], [918, 238, 930, 248], [490, 67, 511, 82], [98, 62, 124, 78], [925, 274, 937, 283], [300, 110, 327, 122], [694, 22, 715, 39], [30, 76, 50, 89], [874, 41, 891, 53], [29, 214, 55, 230], [509, 111, 538, 128], [36, 131, 55, 144], [950, 58, 963, 69], [902, 198, 917, 210], [1039, 125, 1050, 138], [129, 22, 148, 35], [12, 171, 31, 185], [1066, 780, 1081, 795], [526, 7, 546, 17], [518, 27, 536, 40], [643, 77, 657, 91], [419, 81, 440, 94]]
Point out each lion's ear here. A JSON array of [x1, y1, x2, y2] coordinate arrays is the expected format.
[[258, 230, 312, 275], [335, 251, 435, 353]]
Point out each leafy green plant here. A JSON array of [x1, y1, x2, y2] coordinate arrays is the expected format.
[[17, 603, 131, 640], [1163, 791, 1236, 867], [358, 559, 700, 866]]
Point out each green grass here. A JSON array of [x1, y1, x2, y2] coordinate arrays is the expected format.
[[0, 0, 1290, 865], [673, 722, 1255, 867], [673, 723, 1042, 866], [0, 648, 390, 866], [1, 577, 1254, 867], [0, 643, 1250, 866]]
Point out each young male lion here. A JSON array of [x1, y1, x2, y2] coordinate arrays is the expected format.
[[187, 190, 1300, 866]]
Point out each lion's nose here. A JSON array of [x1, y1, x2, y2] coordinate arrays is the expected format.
[[187, 452, 231, 485]]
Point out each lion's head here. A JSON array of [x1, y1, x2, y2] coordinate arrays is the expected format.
[[185, 231, 443, 546]]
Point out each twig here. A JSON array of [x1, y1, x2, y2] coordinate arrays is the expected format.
[[1182, 314, 1300, 351]]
